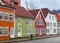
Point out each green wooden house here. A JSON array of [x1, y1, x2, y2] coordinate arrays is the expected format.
[[15, 6, 35, 38]]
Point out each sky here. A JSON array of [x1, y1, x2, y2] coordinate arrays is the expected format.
[[21, 0, 60, 10]]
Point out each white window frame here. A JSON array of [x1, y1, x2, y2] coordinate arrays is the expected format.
[[52, 16, 54, 20], [26, 27, 29, 34], [4, 27, 9, 36], [0, 27, 3, 36], [0, 12, 3, 20], [9, 13, 14, 21], [10, 27, 14, 35], [53, 29, 56, 33], [26, 18, 29, 25], [18, 17, 21, 25], [30, 19, 32, 26], [29, 27, 32, 34], [4, 12, 9, 21]]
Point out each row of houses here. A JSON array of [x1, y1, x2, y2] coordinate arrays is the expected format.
[[0, 0, 60, 40]]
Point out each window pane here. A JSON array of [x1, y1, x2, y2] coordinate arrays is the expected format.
[[26, 19, 29, 24], [18, 29, 20, 32], [46, 29, 49, 33], [0, 28, 3, 35], [53, 29, 56, 33], [5, 14, 8, 20], [9, 14, 13, 20], [11, 29, 14, 35], [4, 28, 8, 35], [18, 18, 21, 23], [9, 17, 13, 20], [53, 23, 56, 27], [38, 20, 43, 25]]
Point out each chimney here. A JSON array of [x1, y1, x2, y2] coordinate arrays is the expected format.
[[18, 0, 20, 6]]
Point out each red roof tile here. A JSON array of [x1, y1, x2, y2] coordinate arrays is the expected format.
[[15, 6, 35, 19], [56, 14, 60, 21], [2, 0, 35, 19], [29, 8, 50, 18], [1, 0, 15, 8]]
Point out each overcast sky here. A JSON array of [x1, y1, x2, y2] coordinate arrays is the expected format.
[[21, 0, 60, 10]]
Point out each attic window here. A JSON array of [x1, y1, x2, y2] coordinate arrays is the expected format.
[[38, 20, 43, 25]]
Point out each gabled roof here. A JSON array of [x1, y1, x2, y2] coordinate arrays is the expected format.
[[1, 0, 35, 19], [56, 14, 60, 21], [15, 6, 35, 19], [29, 8, 50, 18], [1, 0, 14, 8]]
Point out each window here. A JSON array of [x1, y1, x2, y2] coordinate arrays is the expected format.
[[53, 29, 56, 33], [5, 14, 9, 20], [29, 28, 32, 34], [30, 19, 32, 26], [10, 28, 14, 35], [18, 18, 21, 24], [18, 25, 21, 32], [26, 28, 29, 34], [0, 12, 3, 19], [53, 23, 56, 27], [49, 16, 51, 20], [38, 20, 43, 25], [9, 14, 13, 21], [26, 19, 29, 25], [46, 29, 49, 33], [52, 16, 54, 20], [58, 22, 60, 27], [36, 29, 39, 34], [50, 22, 52, 27], [46, 22, 49, 26], [4, 27, 8, 35], [0, 27, 3, 36]]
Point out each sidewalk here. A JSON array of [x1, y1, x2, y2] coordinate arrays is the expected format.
[[0, 35, 60, 43]]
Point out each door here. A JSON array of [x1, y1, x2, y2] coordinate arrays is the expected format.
[[18, 28, 22, 37], [10, 28, 15, 38]]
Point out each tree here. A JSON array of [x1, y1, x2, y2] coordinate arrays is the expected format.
[[24, 0, 38, 10]]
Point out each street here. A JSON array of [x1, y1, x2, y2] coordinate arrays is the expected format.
[[14, 37, 60, 43]]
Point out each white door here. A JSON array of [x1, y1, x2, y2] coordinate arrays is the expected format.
[[10, 28, 15, 38], [18, 28, 22, 37]]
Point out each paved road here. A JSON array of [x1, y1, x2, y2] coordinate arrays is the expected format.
[[13, 37, 60, 43]]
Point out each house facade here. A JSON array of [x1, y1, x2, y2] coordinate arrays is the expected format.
[[45, 13, 57, 35], [56, 14, 60, 35], [0, 4, 15, 40], [29, 9, 46, 36], [3, 0, 35, 38], [15, 6, 35, 38]]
